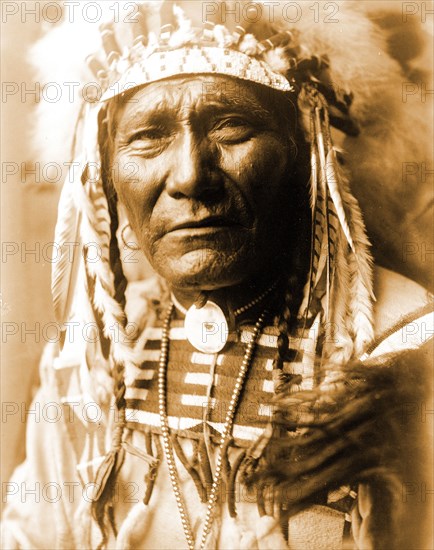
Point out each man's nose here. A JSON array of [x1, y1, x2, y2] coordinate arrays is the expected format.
[[165, 129, 219, 199]]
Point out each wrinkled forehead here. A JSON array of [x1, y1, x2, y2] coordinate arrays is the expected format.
[[110, 74, 293, 129]]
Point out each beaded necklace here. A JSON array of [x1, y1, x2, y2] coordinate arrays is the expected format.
[[158, 303, 267, 549]]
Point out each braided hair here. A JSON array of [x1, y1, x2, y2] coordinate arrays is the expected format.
[[90, 106, 130, 548], [273, 116, 312, 377]]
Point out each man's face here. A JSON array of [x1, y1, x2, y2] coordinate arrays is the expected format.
[[111, 75, 295, 290]]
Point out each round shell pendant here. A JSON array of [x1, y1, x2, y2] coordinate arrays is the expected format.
[[184, 301, 229, 353]]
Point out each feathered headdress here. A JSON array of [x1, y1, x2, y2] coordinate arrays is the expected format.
[[49, 0, 377, 357]]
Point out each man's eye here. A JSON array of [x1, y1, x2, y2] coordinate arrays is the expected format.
[[215, 117, 249, 129], [129, 127, 168, 142], [211, 117, 254, 143]]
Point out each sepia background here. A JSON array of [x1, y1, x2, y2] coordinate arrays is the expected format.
[[1, 0, 433, 495]]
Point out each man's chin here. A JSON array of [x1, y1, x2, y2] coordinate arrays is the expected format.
[[153, 248, 249, 290]]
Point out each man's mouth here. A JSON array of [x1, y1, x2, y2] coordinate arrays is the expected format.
[[167, 216, 240, 233]]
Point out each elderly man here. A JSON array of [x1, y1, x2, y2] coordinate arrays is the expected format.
[[2, 1, 433, 549]]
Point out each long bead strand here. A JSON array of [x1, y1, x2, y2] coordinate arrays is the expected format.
[[158, 304, 267, 550]]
